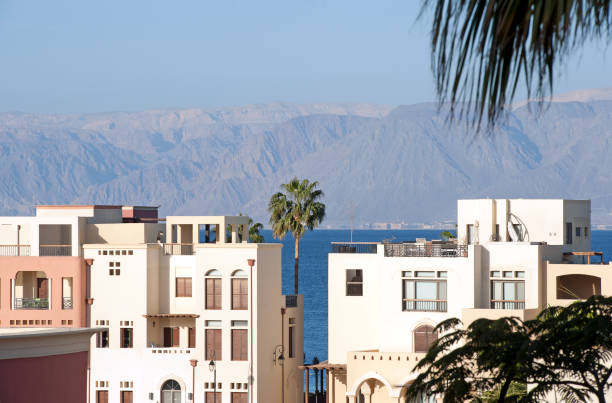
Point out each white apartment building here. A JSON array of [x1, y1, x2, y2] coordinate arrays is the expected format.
[[315, 199, 611, 403], [0, 205, 303, 403]]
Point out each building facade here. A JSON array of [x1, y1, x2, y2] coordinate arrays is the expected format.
[[321, 199, 611, 403], [0, 205, 303, 403]]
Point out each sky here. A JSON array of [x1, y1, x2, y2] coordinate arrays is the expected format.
[[1, 0, 611, 114]]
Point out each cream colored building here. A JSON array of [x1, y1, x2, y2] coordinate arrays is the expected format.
[[321, 199, 611, 403], [0, 205, 303, 403]]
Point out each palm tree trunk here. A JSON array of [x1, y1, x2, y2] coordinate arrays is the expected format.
[[497, 378, 513, 403], [294, 237, 300, 294]]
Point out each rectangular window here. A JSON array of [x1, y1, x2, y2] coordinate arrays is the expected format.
[[120, 391, 133, 403], [467, 224, 474, 244], [576, 227, 581, 237], [188, 327, 196, 348], [206, 329, 222, 360], [491, 271, 500, 278], [163, 327, 180, 347], [120, 328, 133, 348], [96, 391, 108, 403], [494, 224, 500, 241], [96, 330, 109, 348], [345, 269, 363, 296], [503, 271, 513, 278], [206, 392, 222, 402], [491, 281, 525, 309], [288, 326, 295, 358], [176, 277, 192, 297], [585, 227, 589, 238], [232, 392, 248, 403], [206, 278, 222, 309], [415, 271, 434, 277], [566, 222, 573, 244], [402, 280, 447, 312], [232, 278, 248, 310], [231, 329, 248, 361]]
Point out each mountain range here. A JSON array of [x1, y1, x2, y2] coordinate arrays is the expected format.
[[2, 90, 612, 227]]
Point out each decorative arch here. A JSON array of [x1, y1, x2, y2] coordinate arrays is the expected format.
[[205, 269, 221, 276], [155, 375, 186, 398], [231, 269, 248, 277], [557, 274, 601, 299], [347, 371, 396, 397]]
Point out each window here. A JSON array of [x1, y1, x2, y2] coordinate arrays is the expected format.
[[566, 222, 573, 244], [494, 224, 500, 241], [585, 227, 589, 238], [345, 269, 363, 296], [163, 327, 180, 347], [188, 327, 195, 348], [232, 278, 248, 310], [467, 224, 475, 244], [120, 328, 133, 348], [576, 227, 581, 237], [288, 326, 295, 358], [96, 330, 109, 348], [503, 271, 513, 278], [231, 329, 248, 360], [414, 324, 438, 353], [96, 391, 108, 403], [206, 278, 222, 309], [491, 281, 525, 309], [176, 277, 192, 297], [206, 392, 222, 402], [161, 380, 181, 403], [206, 329, 222, 360], [402, 276, 447, 312], [232, 392, 248, 403], [120, 391, 133, 403]]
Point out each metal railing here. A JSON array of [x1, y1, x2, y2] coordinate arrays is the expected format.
[[163, 243, 194, 255], [62, 297, 73, 309], [491, 300, 525, 309], [330, 242, 378, 254], [285, 295, 298, 308], [0, 245, 31, 256], [384, 243, 468, 257], [402, 299, 448, 312], [14, 298, 49, 309], [39, 245, 72, 256]]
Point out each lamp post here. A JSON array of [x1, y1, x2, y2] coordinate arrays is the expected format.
[[273, 345, 285, 403], [209, 359, 217, 403]]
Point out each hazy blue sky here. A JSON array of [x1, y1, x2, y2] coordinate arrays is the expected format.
[[1, 0, 611, 113]]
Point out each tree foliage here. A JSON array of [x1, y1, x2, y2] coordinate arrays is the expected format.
[[422, 0, 612, 129], [268, 177, 325, 294], [406, 296, 612, 402]]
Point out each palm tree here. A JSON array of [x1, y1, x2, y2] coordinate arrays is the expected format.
[[422, 0, 612, 128], [268, 177, 326, 294]]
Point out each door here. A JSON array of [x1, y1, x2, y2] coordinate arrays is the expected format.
[[96, 391, 108, 403], [37, 278, 49, 299], [120, 391, 133, 403]]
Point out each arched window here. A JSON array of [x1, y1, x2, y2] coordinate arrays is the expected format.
[[405, 391, 435, 403], [205, 270, 222, 310], [231, 270, 248, 310], [161, 379, 181, 403], [414, 324, 437, 353]]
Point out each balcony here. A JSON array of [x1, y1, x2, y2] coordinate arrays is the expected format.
[[402, 299, 447, 312], [384, 243, 468, 257], [0, 245, 31, 256], [14, 298, 49, 310], [62, 297, 73, 310], [39, 245, 71, 256], [163, 243, 194, 255], [330, 242, 378, 254], [491, 300, 525, 309]]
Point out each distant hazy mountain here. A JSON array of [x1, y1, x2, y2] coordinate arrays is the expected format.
[[2, 92, 612, 226]]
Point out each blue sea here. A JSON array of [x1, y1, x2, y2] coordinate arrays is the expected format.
[[263, 229, 612, 370]]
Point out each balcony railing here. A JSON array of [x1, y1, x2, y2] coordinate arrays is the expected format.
[[163, 243, 194, 255], [384, 243, 468, 258], [402, 299, 448, 312], [14, 298, 49, 310], [39, 245, 72, 256], [330, 242, 378, 254], [62, 297, 73, 309], [0, 245, 31, 256], [491, 300, 525, 309], [285, 295, 298, 308]]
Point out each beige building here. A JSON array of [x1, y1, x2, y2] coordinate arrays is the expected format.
[[0, 205, 303, 403], [317, 199, 611, 403]]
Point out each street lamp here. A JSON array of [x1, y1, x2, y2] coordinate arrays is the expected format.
[[209, 359, 217, 403]]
